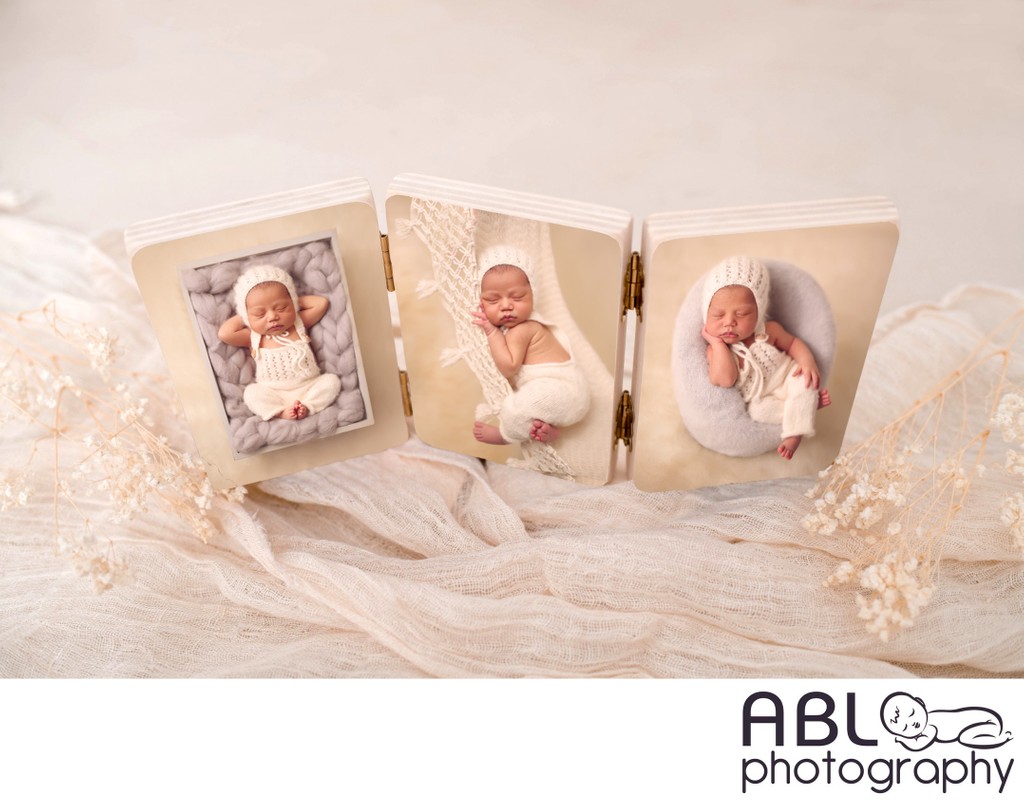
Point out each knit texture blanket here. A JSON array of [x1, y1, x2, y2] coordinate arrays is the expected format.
[[1, 213, 1022, 677]]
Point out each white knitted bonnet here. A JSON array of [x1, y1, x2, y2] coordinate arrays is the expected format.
[[701, 256, 771, 335], [232, 263, 307, 352], [476, 244, 535, 287]]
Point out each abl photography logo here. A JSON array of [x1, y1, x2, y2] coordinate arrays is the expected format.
[[740, 690, 1015, 795]]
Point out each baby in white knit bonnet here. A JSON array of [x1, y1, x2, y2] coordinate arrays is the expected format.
[[470, 245, 590, 445], [701, 256, 831, 459], [218, 264, 341, 421]]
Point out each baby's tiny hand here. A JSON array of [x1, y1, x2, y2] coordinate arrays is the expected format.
[[471, 307, 496, 334], [701, 326, 724, 346], [792, 363, 820, 389]]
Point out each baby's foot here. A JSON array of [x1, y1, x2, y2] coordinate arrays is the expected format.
[[819, 389, 832, 409], [278, 401, 308, 420], [473, 421, 508, 445], [529, 419, 561, 443], [778, 435, 802, 460]]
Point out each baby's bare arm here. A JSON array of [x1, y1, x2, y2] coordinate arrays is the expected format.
[[767, 320, 820, 388], [218, 314, 252, 347], [471, 308, 531, 379], [488, 325, 534, 379], [298, 295, 329, 329], [703, 327, 738, 387]]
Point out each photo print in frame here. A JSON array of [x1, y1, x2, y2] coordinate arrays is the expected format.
[[631, 207, 899, 491], [127, 181, 409, 488], [385, 186, 630, 486], [179, 233, 374, 458]]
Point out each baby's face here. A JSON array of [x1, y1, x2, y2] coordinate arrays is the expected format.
[[882, 693, 928, 738], [245, 281, 297, 336], [705, 285, 758, 344], [480, 266, 534, 328]]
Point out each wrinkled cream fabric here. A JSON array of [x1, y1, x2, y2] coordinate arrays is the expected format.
[[1, 214, 1022, 677]]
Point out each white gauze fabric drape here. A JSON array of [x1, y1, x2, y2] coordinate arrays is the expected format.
[[0, 213, 1021, 677]]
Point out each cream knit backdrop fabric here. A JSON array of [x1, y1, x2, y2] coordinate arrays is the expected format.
[[1, 213, 1022, 677]]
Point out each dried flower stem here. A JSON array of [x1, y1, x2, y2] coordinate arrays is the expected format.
[[807, 308, 1024, 641], [1, 302, 245, 592]]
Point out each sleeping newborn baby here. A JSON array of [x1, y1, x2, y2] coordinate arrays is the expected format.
[[218, 264, 341, 421], [470, 245, 590, 445], [701, 256, 831, 459]]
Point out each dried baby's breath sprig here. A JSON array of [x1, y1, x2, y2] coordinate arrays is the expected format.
[[993, 392, 1024, 443], [806, 308, 1024, 641], [993, 392, 1024, 552], [999, 493, 1024, 552], [0, 303, 246, 591], [1, 469, 31, 512]]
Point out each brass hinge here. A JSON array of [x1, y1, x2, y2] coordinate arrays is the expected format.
[[621, 251, 644, 320], [615, 390, 633, 450], [381, 233, 395, 292], [399, 369, 412, 417]]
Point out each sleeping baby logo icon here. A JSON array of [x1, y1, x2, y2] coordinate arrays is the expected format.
[[881, 691, 1014, 752]]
